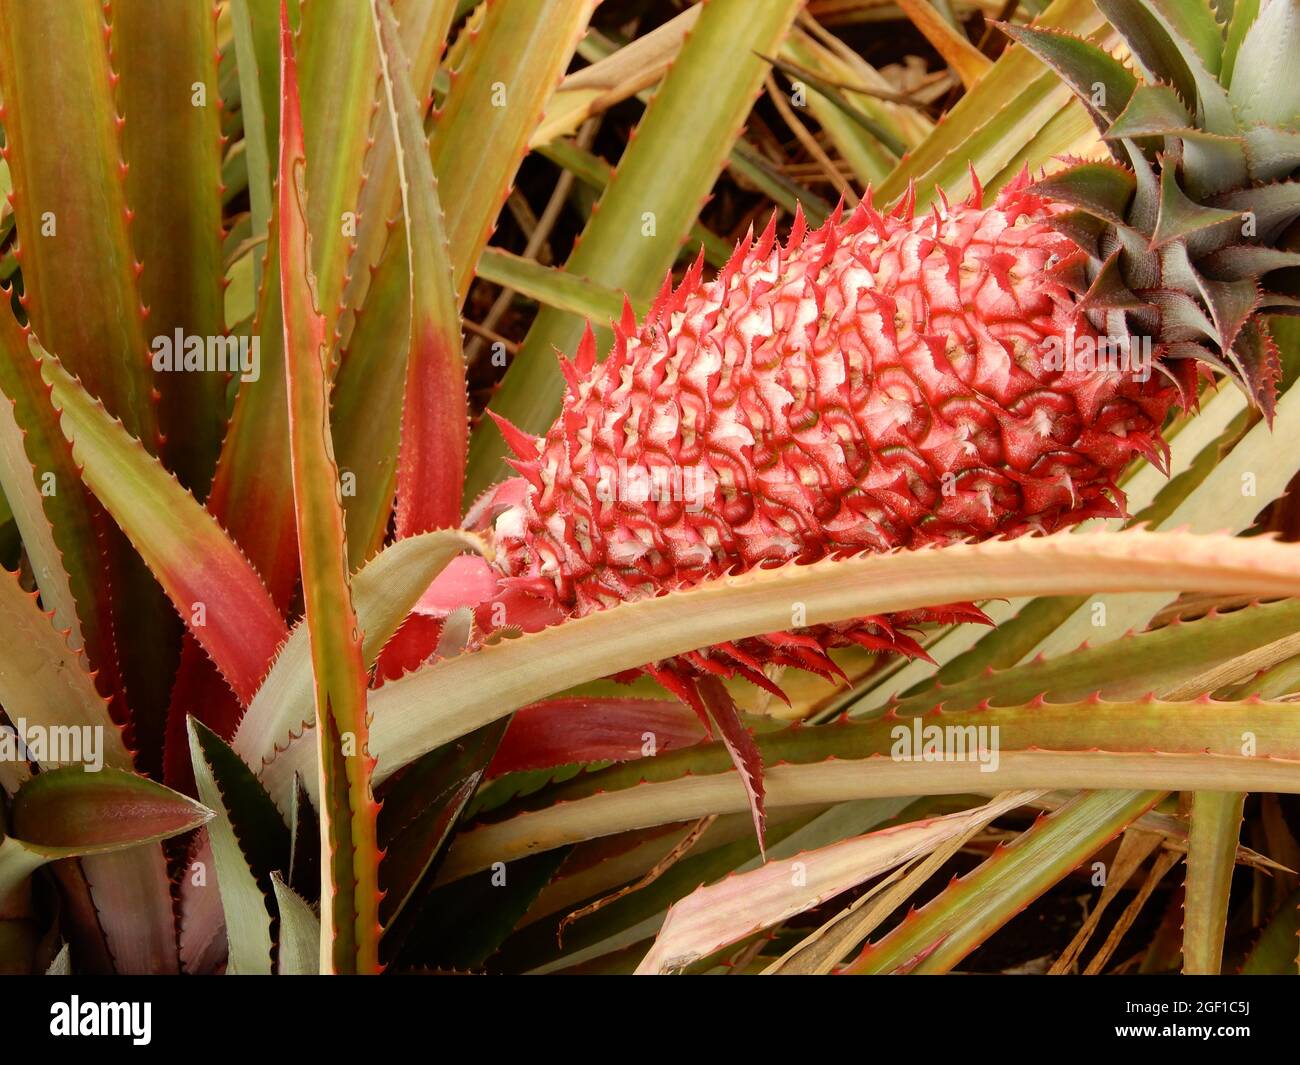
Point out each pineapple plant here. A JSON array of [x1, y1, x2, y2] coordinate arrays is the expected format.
[[0, 0, 1299, 982]]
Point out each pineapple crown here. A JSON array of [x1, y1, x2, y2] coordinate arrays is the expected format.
[[1002, 0, 1300, 422]]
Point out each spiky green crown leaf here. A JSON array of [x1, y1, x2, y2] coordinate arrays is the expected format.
[[1003, 0, 1300, 420]]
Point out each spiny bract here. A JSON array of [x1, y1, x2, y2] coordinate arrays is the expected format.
[[481, 173, 1178, 693]]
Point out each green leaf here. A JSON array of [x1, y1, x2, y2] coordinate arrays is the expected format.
[[111, 0, 228, 496], [236, 0, 287, 172], [271, 872, 320, 975], [1200, 245, 1300, 281], [878, 0, 1112, 206], [0, 0, 178, 759], [764, 51, 908, 159], [1030, 160, 1136, 225], [1241, 888, 1300, 974], [875, 597, 1300, 720], [229, 0, 275, 300], [0, 308, 91, 653], [843, 790, 1162, 973], [186, 717, 280, 976], [537, 137, 740, 263], [378, 721, 506, 950], [1215, 180, 1300, 243], [1000, 22, 1138, 131], [295, 0, 379, 347], [1228, 0, 1300, 129], [1104, 82, 1192, 139], [1220, 0, 1260, 89], [475, 250, 645, 323], [440, 699, 1300, 878], [337, 0, 456, 350], [1145, 0, 1226, 77], [1182, 789, 1245, 974], [1242, 126, 1300, 183], [399, 848, 570, 970], [779, 30, 913, 185], [1093, 0, 1198, 114], [1150, 164, 1241, 247], [432, 0, 598, 301], [287, 773, 319, 901]]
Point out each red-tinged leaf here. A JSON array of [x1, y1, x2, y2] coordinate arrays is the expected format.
[[9, 767, 211, 854], [487, 697, 708, 778], [39, 346, 288, 706], [201, 0, 387, 611], [373, 612, 447, 685], [177, 830, 227, 974], [0, 768, 210, 927], [163, 641, 244, 792], [371, 0, 466, 536], [0, 565, 178, 973], [162, 221, 295, 785], [0, 566, 128, 769], [278, 3, 381, 975], [345, 0, 596, 527], [696, 676, 767, 857], [333, 231, 409, 569], [0, 302, 119, 697]]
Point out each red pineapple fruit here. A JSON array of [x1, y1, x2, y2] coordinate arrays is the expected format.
[[453, 3, 1300, 849], [487, 174, 1178, 670], [460, 175, 1178, 848], [441, 138, 1290, 844]]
